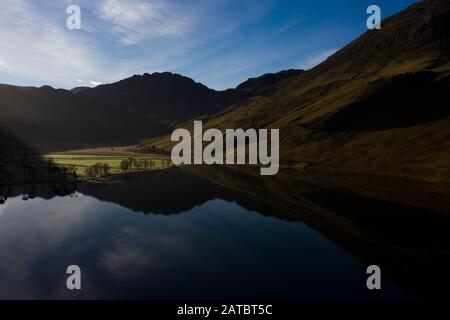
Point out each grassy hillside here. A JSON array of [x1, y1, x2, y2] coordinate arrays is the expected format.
[[141, 0, 450, 182]]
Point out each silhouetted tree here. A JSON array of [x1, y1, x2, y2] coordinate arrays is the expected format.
[[120, 159, 129, 171], [103, 163, 110, 176], [86, 166, 95, 179], [128, 157, 136, 170], [136, 160, 144, 170]]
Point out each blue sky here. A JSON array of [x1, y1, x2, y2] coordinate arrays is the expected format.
[[0, 0, 418, 90]]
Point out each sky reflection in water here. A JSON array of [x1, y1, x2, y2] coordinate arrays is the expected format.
[[0, 184, 407, 299]]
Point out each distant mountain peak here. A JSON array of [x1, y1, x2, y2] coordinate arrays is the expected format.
[[313, 0, 450, 76], [236, 69, 304, 95], [71, 86, 90, 94], [39, 85, 55, 90]]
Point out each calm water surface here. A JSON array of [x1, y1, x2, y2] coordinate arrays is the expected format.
[[1, 167, 449, 299]]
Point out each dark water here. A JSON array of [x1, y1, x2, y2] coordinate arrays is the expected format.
[[0, 167, 449, 299]]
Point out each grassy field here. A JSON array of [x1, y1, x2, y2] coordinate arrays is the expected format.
[[44, 153, 172, 177]]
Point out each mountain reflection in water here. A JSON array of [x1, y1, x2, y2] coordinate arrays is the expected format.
[[0, 166, 449, 299]]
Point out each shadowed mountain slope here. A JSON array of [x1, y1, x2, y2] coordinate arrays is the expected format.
[[0, 70, 301, 153]]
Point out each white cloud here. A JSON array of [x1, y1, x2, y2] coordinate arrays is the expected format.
[[0, 0, 127, 88], [96, 0, 191, 45], [88, 80, 102, 86], [297, 49, 337, 70], [0, 0, 192, 88], [99, 0, 156, 26], [0, 0, 303, 90]]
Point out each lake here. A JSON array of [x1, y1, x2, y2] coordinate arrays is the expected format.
[[0, 167, 449, 299]]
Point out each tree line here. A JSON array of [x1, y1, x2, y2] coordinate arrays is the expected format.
[[84, 163, 110, 179], [83, 158, 172, 180], [120, 157, 171, 171]]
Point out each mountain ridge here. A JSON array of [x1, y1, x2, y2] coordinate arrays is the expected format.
[[140, 0, 450, 182], [0, 69, 302, 152]]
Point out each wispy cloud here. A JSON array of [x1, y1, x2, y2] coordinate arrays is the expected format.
[[297, 49, 337, 70], [0, 0, 361, 90], [96, 0, 192, 45], [0, 0, 119, 88]]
